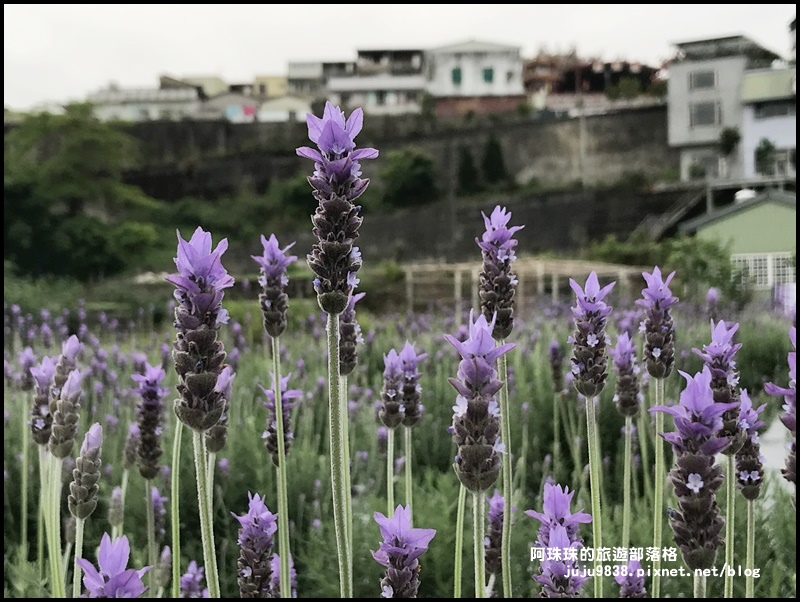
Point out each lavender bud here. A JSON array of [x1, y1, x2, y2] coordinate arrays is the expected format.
[[252, 233, 297, 338], [69, 423, 103, 519], [636, 267, 677, 379], [569, 272, 615, 398]]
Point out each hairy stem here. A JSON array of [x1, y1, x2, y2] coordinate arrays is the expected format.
[[652, 377, 665, 598], [387, 428, 395, 515], [21, 405, 29, 554], [404, 427, 413, 523], [146, 480, 157, 595], [193, 431, 220, 598], [340, 375, 353, 579], [72, 518, 85, 598], [473, 491, 486, 598], [622, 415, 633, 550], [326, 313, 352, 598], [497, 345, 513, 598], [171, 421, 183, 599], [271, 336, 292, 599], [724, 455, 735, 598], [694, 573, 707, 598], [745, 500, 755, 598], [586, 396, 603, 598], [454, 484, 466, 598]]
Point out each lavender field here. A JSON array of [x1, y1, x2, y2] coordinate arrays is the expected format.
[[2, 103, 797, 599]]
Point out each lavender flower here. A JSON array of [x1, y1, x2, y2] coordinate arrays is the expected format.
[[75, 533, 150, 598], [525, 482, 591, 547], [49, 368, 83, 458], [379, 349, 405, 429], [615, 559, 646, 598], [108, 486, 124, 530], [205, 365, 236, 453], [693, 319, 744, 454], [372, 505, 436, 599], [69, 423, 103, 520], [122, 423, 141, 471], [232, 492, 278, 598], [445, 311, 514, 492], [269, 554, 297, 598], [765, 326, 796, 490], [569, 272, 615, 397], [399, 341, 427, 428], [132, 362, 169, 480], [339, 291, 366, 376], [650, 368, 736, 570], [547, 338, 564, 393], [29, 356, 57, 446], [252, 233, 297, 338], [151, 486, 168, 544], [734, 390, 766, 500], [485, 490, 504, 576], [636, 266, 677, 379], [477, 205, 524, 339], [18, 346, 36, 391], [180, 560, 210, 598], [156, 546, 172, 591], [260, 373, 302, 465], [706, 287, 720, 322], [297, 102, 378, 314], [609, 332, 643, 417], [166, 227, 234, 431], [533, 524, 589, 598]]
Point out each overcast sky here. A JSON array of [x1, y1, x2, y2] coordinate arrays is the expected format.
[[4, 3, 796, 109]]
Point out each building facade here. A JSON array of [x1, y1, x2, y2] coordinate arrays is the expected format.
[[667, 35, 780, 181], [87, 85, 202, 122]]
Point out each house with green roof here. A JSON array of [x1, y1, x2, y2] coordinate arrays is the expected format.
[[679, 189, 796, 288]]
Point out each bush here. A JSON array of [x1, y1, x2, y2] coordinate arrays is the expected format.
[[481, 134, 508, 185], [378, 148, 439, 209]]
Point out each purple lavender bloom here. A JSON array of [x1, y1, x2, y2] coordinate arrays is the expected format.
[[765, 326, 796, 490], [339, 290, 366, 376], [232, 492, 278, 598], [123, 423, 140, 471], [484, 489, 506, 576], [180, 560, 209, 598], [156, 546, 172, 591], [525, 482, 592, 547], [29, 356, 57, 446], [706, 287, 720, 322], [108, 486, 124, 529], [260, 373, 302, 465], [252, 233, 297, 338], [75, 533, 150, 598], [167, 227, 233, 431], [205, 365, 237, 453], [298, 102, 378, 314], [693, 319, 744, 454], [532, 523, 589, 598], [477, 205, 524, 339], [130, 352, 148, 375], [269, 554, 297, 598], [636, 266, 677, 379], [132, 362, 169, 479], [734, 390, 766, 499], [49, 369, 83, 458], [69, 423, 103, 519], [18, 346, 37, 391], [569, 272, 615, 397], [547, 338, 564, 393], [372, 505, 436, 599], [399, 341, 427, 428], [650, 368, 733, 570], [445, 311, 514, 492], [610, 332, 643, 417], [379, 349, 405, 429], [151, 486, 168, 544], [615, 559, 646, 598]]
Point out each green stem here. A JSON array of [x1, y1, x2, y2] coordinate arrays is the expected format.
[[37, 489, 45, 580], [745, 500, 755, 598], [622, 415, 633, 550], [404, 427, 413, 522], [585, 396, 604, 598], [652, 377, 665, 599], [206, 451, 216, 513], [72, 518, 85, 598], [49, 454, 66, 598], [146, 480, 157, 595], [473, 491, 486, 598], [694, 573, 707, 598], [271, 336, 292, 599], [171, 421, 184, 599], [497, 345, 513, 599], [387, 428, 395, 515], [113, 468, 129, 540], [724, 455, 735, 598], [637, 408, 653, 503], [21, 406, 29, 554], [454, 484, 466, 598], [326, 313, 352, 598], [553, 392, 562, 481], [192, 431, 220, 598], [340, 375, 353, 580]]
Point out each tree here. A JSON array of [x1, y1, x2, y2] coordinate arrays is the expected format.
[[456, 146, 482, 196], [481, 135, 508, 185], [379, 148, 439, 209], [4, 103, 159, 280], [718, 127, 741, 179], [755, 138, 776, 175]]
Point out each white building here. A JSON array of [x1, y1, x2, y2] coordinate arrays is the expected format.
[[257, 95, 313, 122], [327, 74, 426, 115], [424, 39, 525, 98], [740, 67, 797, 178], [87, 85, 201, 122]]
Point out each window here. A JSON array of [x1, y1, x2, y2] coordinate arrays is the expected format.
[[506, 71, 514, 82], [376, 91, 386, 106], [689, 101, 721, 127], [759, 147, 798, 176], [754, 100, 796, 119], [259, 84, 266, 95], [732, 253, 796, 289], [689, 70, 716, 90], [451, 67, 462, 85], [482, 68, 494, 83]]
